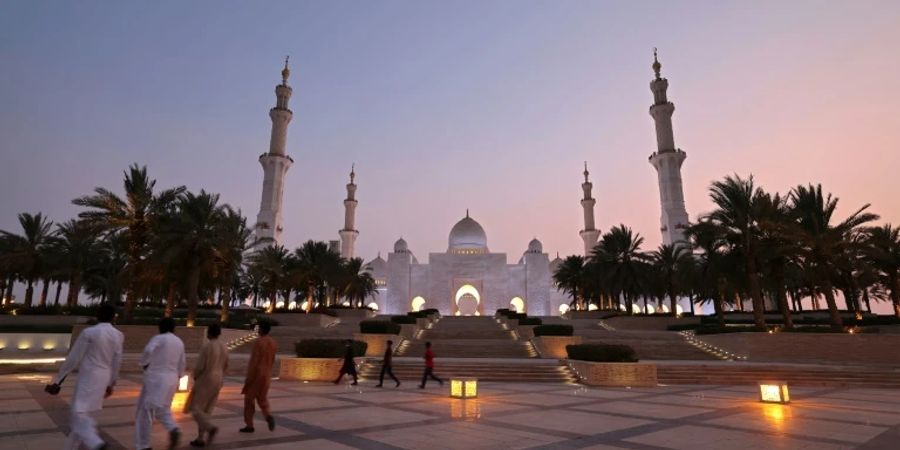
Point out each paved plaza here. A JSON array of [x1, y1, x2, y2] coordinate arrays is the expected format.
[[1, 374, 899, 449]]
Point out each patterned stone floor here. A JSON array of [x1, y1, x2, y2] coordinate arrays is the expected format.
[[1, 373, 899, 449]]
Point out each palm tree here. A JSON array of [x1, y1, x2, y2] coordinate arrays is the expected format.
[[341, 257, 377, 308], [553, 255, 588, 310], [247, 244, 292, 311], [49, 220, 100, 308], [216, 208, 254, 322], [292, 240, 341, 312], [788, 184, 879, 330], [82, 233, 128, 303], [703, 175, 769, 329], [73, 164, 185, 320], [684, 220, 732, 327], [591, 225, 649, 315], [0, 213, 54, 308], [755, 190, 796, 329], [153, 191, 228, 326], [864, 224, 900, 317], [649, 243, 691, 317]]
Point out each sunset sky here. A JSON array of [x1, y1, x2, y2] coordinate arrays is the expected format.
[[2, 2, 899, 304]]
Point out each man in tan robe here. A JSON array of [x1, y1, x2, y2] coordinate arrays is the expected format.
[[240, 320, 277, 433], [185, 323, 229, 447]]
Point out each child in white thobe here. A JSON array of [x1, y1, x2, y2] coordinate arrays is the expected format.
[[135, 318, 186, 450], [49, 304, 123, 450]]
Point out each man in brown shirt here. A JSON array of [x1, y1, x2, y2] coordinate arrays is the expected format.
[[375, 340, 400, 388], [240, 320, 277, 433]]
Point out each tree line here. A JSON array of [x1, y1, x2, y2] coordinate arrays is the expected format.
[[0, 164, 376, 325], [553, 175, 900, 331]]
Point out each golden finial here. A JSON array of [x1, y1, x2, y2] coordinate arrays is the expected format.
[[652, 48, 661, 79], [583, 161, 589, 182], [281, 55, 290, 85], [350, 163, 356, 183]]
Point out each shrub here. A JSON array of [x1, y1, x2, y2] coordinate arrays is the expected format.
[[407, 311, 430, 319], [421, 308, 440, 316], [533, 324, 574, 336], [566, 343, 638, 362], [294, 339, 367, 358], [518, 317, 543, 326], [390, 315, 417, 324], [495, 308, 511, 316], [359, 320, 401, 334]]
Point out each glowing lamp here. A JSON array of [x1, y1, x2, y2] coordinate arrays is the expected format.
[[758, 382, 789, 404], [450, 378, 477, 399], [178, 375, 190, 392]]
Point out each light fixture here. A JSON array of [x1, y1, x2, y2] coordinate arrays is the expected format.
[[758, 382, 789, 404], [450, 378, 477, 399], [178, 375, 190, 392]]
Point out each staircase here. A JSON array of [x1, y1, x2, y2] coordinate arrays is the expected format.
[[359, 359, 577, 383], [658, 363, 900, 388], [579, 329, 719, 361], [396, 317, 536, 359]]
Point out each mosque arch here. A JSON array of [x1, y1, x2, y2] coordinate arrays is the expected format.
[[509, 297, 525, 314], [411, 296, 426, 312], [454, 284, 481, 316]]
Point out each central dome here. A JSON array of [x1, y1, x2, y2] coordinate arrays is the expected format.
[[448, 213, 488, 253]]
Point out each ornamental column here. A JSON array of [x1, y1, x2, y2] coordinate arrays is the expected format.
[[579, 162, 600, 255], [339, 165, 359, 258]]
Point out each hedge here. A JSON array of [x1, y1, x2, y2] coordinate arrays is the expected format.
[[518, 317, 543, 326], [533, 324, 574, 336], [566, 343, 638, 362], [359, 320, 402, 334], [390, 315, 417, 324], [421, 308, 440, 316], [294, 339, 367, 358]]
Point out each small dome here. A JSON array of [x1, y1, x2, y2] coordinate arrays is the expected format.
[[549, 254, 563, 273], [527, 238, 543, 253], [365, 254, 387, 274], [394, 238, 408, 253], [448, 213, 487, 252]]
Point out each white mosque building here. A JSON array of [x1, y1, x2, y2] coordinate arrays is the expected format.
[[253, 51, 690, 316]]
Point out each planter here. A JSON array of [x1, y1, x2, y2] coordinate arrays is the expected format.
[[532, 335, 582, 359], [0, 333, 71, 354], [353, 333, 401, 356], [568, 360, 657, 387], [278, 357, 344, 381], [517, 325, 537, 340]]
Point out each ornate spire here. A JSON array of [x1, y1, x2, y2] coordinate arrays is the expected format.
[[583, 161, 589, 183], [349, 163, 356, 183], [652, 48, 661, 80], [466, 208, 469, 218], [281, 55, 291, 85]]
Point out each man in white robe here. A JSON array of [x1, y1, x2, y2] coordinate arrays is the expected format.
[[135, 317, 186, 450], [47, 303, 123, 450]]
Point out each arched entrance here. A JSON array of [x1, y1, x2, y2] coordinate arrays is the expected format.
[[454, 285, 481, 316], [411, 296, 426, 312], [509, 297, 525, 314]]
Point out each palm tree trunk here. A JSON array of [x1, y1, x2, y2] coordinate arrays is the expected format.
[[863, 289, 872, 313], [890, 274, 900, 318], [822, 282, 844, 331], [219, 285, 231, 323], [186, 267, 201, 326], [771, 264, 793, 330], [24, 278, 35, 307], [165, 282, 177, 318], [714, 294, 726, 328], [2, 278, 11, 305], [305, 284, 314, 313], [669, 289, 678, 318], [689, 293, 695, 315], [53, 281, 63, 306], [66, 275, 82, 308], [39, 278, 50, 307]]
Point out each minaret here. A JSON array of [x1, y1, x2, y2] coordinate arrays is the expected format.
[[339, 164, 359, 258], [579, 162, 600, 256], [648, 49, 690, 246], [254, 57, 294, 246]]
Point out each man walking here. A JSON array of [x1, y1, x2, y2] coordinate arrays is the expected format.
[[46, 303, 123, 450], [135, 317, 186, 450], [241, 320, 276, 433], [375, 339, 400, 388], [419, 341, 443, 389], [185, 323, 229, 447], [333, 339, 359, 385]]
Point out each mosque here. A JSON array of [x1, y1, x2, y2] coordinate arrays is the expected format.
[[253, 51, 689, 316]]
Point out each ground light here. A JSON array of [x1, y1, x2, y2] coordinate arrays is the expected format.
[[178, 374, 190, 392], [759, 381, 790, 404], [450, 378, 477, 398]]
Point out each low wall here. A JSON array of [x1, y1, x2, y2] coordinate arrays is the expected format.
[[701, 333, 900, 366], [353, 333, 400, 357], [331, 309, 376, 320], [72, 325, 246, 353], [532, 336, 582, 359], [569, 360, 658, 387], [0, 315, 90, 325], [0, 333, 71, 353], [278, 357, 343, 381], [269, 313, 338, 328], [604, 316, 700, 331]]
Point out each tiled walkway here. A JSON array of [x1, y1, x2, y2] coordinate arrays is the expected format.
[[2, 374, 899, 449]]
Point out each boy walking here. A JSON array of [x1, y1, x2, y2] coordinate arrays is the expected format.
[[375, 340, 400, 388], [333, 339, 359, 385], [419, 341, 442, 389]]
